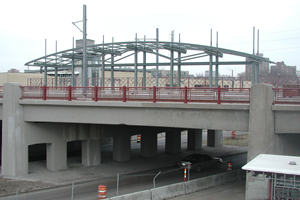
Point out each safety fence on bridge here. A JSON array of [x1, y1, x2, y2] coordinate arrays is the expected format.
[[0, 86, 294, 105], [20, 86, 250, 104]]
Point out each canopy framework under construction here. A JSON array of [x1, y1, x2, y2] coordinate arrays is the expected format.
[[24, 5, 270, 88], [25, 40, 269, 87]]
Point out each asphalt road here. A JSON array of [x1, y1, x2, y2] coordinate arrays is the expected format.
[[0, 153, 246, 200]]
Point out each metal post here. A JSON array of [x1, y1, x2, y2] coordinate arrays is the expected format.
[[116, 173, 119, 195], [111, 37, 114, 87], [155, 28, 159, 87], [253, 26, 255, 55], [209, 29, 213, 88], [82, 4, 88, 87], [153, 171, 161, 188], [44, 39, 47, 87], [71, 182, 74, 200], [72, 37, 75, 86], [177, 33, 181, 87], [251, 62, 256, 85], [101, 35, 105, 87], [255, 63, 259, 84], [170, 50, 174, 87], [170, 30, 174, 87], [215, 32, 219, 87], [55, 40, 58, 87], [257, 29, 259, 55], [134, 33, 138, 87], [143, 35, 146, 87]]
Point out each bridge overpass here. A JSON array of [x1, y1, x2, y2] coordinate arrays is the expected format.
[[1, 83, 300, 178]]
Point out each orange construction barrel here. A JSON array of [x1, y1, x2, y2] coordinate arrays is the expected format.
[[227, 162, 232, 170], [98, 185, 107, 199], [137, 134, 141, 143]]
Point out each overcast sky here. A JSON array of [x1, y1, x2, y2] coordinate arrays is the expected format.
[[0, 0, 300, 75]]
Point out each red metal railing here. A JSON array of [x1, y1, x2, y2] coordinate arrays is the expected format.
[[20, 86, 251, 104], [273, 88, 300, 105]]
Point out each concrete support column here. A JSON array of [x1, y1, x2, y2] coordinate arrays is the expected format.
[[246, 84, 275, 200], [2, 83, 28, 176], [207, 130, 223, 147], [165, 130, 181, 154], [82, 139, 101, 166], [46, 140, 67, 171], [187, 129, 202, 150], [248, 84, 274, 160], [113, 133, 130, 162], [141, 133, 157, 157]]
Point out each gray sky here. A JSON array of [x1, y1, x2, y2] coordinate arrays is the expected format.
[[0, 0, 300, 75]]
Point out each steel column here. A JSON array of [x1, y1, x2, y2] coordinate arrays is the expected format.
[[101, 36, 105, 87], [72, 37, 75, 86], [44, 39, 47, 87], [111, 37, 114, 87], [209, 29, 213, 88], [111, 55, 114, 87], [177, 52, 181, 87], [170, 50, 174, 87], [143, 36, 146, 87], [155, 28, 159, 87], [255, 63, 259, 84], [82, 4, 88, 87], [134, 33, 138, 87], [55, 40, 58, 87], [101, 54, 105, 87], [170, 31, 174, 87], [177, 34, 181, 87], [215, 32, 219, 87], [251, 62, 256, 85]]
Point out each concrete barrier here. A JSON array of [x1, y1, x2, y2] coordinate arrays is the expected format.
[[109, 169, 244, 200]]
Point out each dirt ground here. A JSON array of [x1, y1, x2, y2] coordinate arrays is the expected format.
[[0, 178, 54, 197]]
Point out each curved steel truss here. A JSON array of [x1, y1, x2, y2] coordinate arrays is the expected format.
[[25, 41, 270, 87]]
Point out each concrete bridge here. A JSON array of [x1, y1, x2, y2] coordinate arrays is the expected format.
[[1, 83, 300, 177]]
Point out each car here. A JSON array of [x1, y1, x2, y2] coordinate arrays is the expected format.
[[177, 153, 223, 171]]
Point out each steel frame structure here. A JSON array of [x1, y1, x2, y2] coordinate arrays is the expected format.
[[25, 40, 269, 88]]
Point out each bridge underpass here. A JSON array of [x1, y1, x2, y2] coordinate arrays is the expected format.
[[1, 83, 300, 179]]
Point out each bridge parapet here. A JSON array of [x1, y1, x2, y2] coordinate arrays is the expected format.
[[20, 86, 250, 104], [16, 86, 300, 105]]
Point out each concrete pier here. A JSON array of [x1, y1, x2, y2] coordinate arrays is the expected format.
[[2, 83, 28, 176], [141, 132, 157, 157], [165, 129, 181, 154], [187, 129, 203, 150], [113, 133, 131, 162], [47, 140, 67, 171], [207, 130, 223, 147]]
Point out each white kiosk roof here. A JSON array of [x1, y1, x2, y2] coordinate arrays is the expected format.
[[242, 154, 300, 176]]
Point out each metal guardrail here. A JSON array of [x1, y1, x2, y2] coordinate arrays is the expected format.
[[19, 86, 251, 104], [273, 88, 300, 105]]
